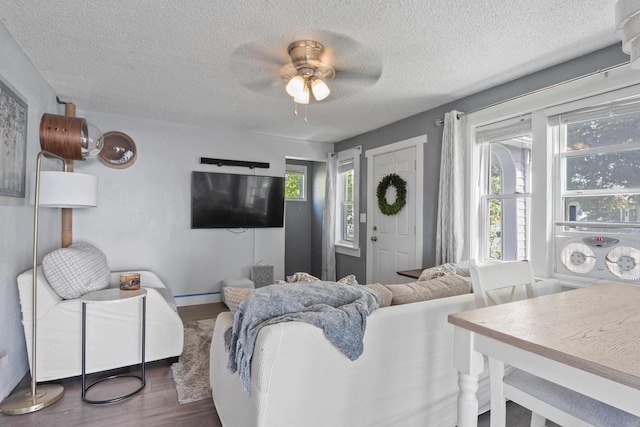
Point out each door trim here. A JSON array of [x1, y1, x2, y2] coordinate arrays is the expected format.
[[365, 135, 427, 284]]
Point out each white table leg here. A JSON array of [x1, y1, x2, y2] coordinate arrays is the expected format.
[[489, 358, 506, 427], [454, 327, 485, 427]]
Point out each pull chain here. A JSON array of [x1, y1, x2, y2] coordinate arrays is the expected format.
[[294, 101, 298, 116], [304, 103, 308, 123]]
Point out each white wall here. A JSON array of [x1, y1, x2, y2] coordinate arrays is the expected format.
[[0, 24, 63, 400], [73, 111, 331, 305]]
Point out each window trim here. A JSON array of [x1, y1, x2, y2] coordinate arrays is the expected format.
[[335, 147, 361, 258], [285, 164, 307, 202]]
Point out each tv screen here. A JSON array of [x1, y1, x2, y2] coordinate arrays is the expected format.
[[191, 171, 285, 229]]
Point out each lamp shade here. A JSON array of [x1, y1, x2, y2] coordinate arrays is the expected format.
[[293, 85, 310, 104], [286, 76, 305, 98], [40, 114, 104, 161], [29, 171, 98, 208], [311, 77, 330, 101]]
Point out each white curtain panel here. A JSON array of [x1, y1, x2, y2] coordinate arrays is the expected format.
[[322, 153, 337, 281], [436, 110, 466, 265]]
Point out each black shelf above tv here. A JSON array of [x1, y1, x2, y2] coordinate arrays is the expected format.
[[200, 157, 270, 169]]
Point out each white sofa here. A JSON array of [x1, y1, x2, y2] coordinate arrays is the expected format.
[[17, 267, 184, 381], [210, 279, 563, 427]]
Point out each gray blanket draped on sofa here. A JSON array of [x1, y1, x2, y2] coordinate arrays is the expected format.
[[224, 281, 380, 393]]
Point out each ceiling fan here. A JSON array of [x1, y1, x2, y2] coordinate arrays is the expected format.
[[284, 40, 335, 105], [229, 32, 383, 120]]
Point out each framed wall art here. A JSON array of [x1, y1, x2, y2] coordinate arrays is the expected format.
[[0, 76, 27, 199]]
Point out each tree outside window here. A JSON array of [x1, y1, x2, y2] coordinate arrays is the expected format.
[[560, 110, 640, 227], [285, 165, 306, 201]]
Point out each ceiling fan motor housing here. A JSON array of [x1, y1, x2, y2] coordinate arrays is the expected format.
[[287, 40, 335, 80]]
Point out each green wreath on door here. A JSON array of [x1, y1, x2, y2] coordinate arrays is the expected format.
[[376, 173, 407, 216]]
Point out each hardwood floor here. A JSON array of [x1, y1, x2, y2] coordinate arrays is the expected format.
[[0, 303, 227, 427]]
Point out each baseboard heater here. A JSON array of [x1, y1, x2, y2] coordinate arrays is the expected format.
[[200, 157, 270, 169]]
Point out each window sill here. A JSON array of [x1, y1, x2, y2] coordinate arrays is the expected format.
[[335, 244, 361, 258], [286, 198, 307, 202]]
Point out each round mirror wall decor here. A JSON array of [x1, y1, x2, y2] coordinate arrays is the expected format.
[[99, 131, 137, 169]]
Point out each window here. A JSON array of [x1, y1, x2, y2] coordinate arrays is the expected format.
[[285, 164, 307, 201], [476, 117, 532, 261], [551, 98, 640, 232], [336, 147, 361, 256], [466, 66, 640, 279]]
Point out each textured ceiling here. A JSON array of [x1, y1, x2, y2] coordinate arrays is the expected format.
[[0, 0, 621, 143]]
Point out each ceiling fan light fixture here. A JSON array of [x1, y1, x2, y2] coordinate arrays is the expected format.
[[286, 75, 305, 98], [311, 77, 330, 101], [293, 85, 310, 104]]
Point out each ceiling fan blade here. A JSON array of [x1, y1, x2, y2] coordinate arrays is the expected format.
[[335, 68, 382, 84], [231, 42, 287, 67], [242, 76, 282, 92]]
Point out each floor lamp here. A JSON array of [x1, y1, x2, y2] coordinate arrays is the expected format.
[[0, 113, 102, 415]]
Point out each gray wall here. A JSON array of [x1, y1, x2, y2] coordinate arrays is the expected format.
[[334, 44, 629, 281], [284, 159, 325, 278]]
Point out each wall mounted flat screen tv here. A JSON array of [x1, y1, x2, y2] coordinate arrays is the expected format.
[[191, 171, 285, 229]]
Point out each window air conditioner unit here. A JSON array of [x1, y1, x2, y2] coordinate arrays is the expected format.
[[555, 236, 640, 284]]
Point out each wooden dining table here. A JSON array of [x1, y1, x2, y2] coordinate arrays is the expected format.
[[448, 281, 640, 426]]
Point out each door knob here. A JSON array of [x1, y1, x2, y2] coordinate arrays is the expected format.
[[371, 236, 377, 242], [373, 226, 378, 231]]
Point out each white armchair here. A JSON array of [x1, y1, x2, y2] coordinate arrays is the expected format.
[[17, 267, 184, 381]]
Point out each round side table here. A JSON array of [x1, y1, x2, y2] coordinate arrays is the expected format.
[[81, 288, 147, 404]]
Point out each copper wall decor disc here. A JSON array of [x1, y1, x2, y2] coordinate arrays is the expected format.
[[99, 131, 137, 169]]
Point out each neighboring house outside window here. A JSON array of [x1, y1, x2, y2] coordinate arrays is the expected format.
[[285, 164, 307, 201], [475, 117, 532, 261], [336, 147, 361, 257]]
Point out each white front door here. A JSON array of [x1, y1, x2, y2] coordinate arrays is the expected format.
[[366, 136, 426, 284]]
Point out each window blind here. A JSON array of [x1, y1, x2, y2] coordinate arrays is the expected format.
[[548, 97, 640, 126], [476, 117, 532, 143]]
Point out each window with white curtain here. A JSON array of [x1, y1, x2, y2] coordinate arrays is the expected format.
[[475, 116, 532, 261], [550, 98, 640, 232], [336, 147, 361, 256], [466, 66, 640, 278]]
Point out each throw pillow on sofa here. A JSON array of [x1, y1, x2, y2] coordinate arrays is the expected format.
[[286, 272, 320, 282], [42, 242, 110, 299], [224, 287, 253, 313], [282, 272, 358, 285], [337, 274, 358, 285], [417, 263, 457, 281]]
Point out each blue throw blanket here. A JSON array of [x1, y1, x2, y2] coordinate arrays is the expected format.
[[224, 281, 380, 394]]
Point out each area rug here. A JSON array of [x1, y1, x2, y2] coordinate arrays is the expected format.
[[171, 318, 216, 404]]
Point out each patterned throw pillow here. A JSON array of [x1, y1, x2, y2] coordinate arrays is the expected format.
[[224, 287, 253, 313], [286, 272, 320, 282], [42, 242, 110, 299], [417, 263, 457, 281], [337, 274, 358, 285], [284, 272, 359, 285]]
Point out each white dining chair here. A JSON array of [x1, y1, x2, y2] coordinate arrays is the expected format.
[[470, 259, 640, 427]]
